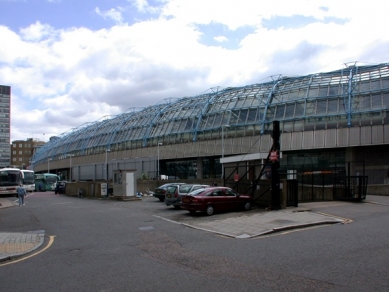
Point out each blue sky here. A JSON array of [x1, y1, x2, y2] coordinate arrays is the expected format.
[[0, 0, 389, 141], [1, 0, 165, 31]]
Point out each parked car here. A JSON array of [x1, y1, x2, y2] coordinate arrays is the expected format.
[[165, 184, 210, 208], [180, 187, 253, 216], [54, 181, 67, 194], [153, 183, 185, 202]]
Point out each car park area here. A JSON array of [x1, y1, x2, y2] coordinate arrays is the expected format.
[[137, 193, 346, 238]]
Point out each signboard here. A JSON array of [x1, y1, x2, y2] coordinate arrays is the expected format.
[[270, 151, 278, 161], [234, 173, 239, 181], [101, 183, 108, 197]]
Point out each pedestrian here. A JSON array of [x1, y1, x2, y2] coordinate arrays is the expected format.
[[17, 183, 26, 206], [212, 182, 218, 186]]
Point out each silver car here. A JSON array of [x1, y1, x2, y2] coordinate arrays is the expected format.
[[165, 184, 210, 208]]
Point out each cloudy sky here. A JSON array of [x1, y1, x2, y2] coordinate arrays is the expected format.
[[1, 0, 388, 142]]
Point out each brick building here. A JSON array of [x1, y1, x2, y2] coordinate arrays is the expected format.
[[11, 138, 45, 169]]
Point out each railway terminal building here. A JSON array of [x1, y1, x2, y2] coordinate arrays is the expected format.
[[31, 63, 389, 195]]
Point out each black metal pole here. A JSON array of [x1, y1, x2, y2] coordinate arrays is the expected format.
[[271, 121, 281, 210]]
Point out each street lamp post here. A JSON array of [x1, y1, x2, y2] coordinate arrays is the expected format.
[[157, 142, 162, 179], [110, 159, 118, 172], [47, 158, 52, 173], [221, 125, 230, 179], [67, 154, 74, 182]]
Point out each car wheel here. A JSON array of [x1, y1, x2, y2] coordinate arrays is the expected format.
[[205, 205, 214, 216], [244, 202, 252, 211], [159, 198, 164, 202]]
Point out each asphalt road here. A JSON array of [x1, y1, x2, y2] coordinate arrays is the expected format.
[[1, 192, 389, 291]]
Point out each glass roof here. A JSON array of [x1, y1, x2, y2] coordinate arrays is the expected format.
[[32, 63, 389, 165]]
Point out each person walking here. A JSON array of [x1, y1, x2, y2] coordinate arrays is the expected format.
[[17, 183, 26, 206]]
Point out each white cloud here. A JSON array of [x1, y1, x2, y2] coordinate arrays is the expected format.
[[129, 0, 160, 14], [19, 21, 56, 41], [214, 36, 228, 43], [95, 7, 124, 25], [1, 0, 389, 141]]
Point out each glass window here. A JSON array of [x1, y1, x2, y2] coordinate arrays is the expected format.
[[372, 95, 382, 109], [239, 109, 248, 124], [287, 90, 299, 101], [328, 85, 339, 96], [275, 104, 285, 119], [225, 188, 238, 196], [316, 100, 327, 114], [382, 92, 389, 108], [297, 89, 307, 98], [247, 108, 257, 123], [305, 100, 316, 115], [318, 85, 328, 97], [308, 87, 318, 98], [284, 103, 295, 119], [295, 102, 304, 117], [327, 99, 339, 114]]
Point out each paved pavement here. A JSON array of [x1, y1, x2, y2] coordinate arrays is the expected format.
[[1, 194, 388, 262], [0, 196, 46, 263]]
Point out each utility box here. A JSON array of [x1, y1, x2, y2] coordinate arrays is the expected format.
[[101, 183, 108, 197], [113, 170, 137, 197]]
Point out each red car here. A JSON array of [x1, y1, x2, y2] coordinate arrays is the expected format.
[[180, 187, 253, 216]]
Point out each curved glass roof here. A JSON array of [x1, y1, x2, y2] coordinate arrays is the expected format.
[[32, 63, 389, 165]]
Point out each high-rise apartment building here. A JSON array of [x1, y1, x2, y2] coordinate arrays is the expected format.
[[0, 85, 11, 168], [11, 138, 46, 169]]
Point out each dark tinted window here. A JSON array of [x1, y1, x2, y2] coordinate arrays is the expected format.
[[210, 190, 223, 196], [225, 189, 238, 196]]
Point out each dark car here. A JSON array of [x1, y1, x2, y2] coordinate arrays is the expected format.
[[165, 184, 209, 209], [55, 181, 67, 194], [153, 183, 185, 202], [180, 187, 253, 216]]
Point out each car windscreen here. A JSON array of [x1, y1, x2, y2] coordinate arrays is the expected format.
[[188, 189, 205, 196], [46, 176, 58, 184], [23, 172, 35, 184], [166, 186, 177, 193], [179, 185, 195, 193]]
